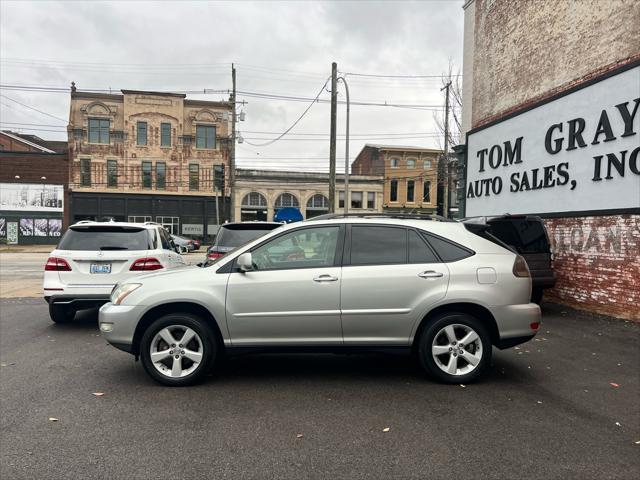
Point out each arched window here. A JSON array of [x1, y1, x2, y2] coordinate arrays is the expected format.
[[275, 193, 299, 208], [390, 158, 400, 168], [406, 158, 416, 169], [306, 194, 329, 209], [242, 192, 267, 207], [423, 159, 432, 169]]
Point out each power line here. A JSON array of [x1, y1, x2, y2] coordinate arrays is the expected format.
[[0, 94, 67, 123], [344, 71, 463, 79], [243, 78, 330, 147]]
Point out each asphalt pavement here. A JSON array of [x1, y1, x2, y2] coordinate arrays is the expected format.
[[0, 298, 638, 479]]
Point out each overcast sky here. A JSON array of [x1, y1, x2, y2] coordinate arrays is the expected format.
[[0, 0, 464, 172]]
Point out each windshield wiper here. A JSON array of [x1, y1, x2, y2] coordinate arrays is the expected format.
[[99, 246, 129, 250]]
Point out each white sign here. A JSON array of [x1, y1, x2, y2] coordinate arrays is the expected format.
[[465, 66, 640, 217], [7, 222, 18, 244], [0, 183, 64, 212], [182, 223, 203, 235]]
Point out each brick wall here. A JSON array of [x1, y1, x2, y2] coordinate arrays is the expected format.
[[544, 214, 640, 320]]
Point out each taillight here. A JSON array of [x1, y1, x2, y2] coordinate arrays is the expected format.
[[513, 255, 530, 278], [45, 257, 71, 271], [208, 252, 223, 259], [130, 258, 164, 271]]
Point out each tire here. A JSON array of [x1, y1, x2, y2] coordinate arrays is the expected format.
[[531, 288, 544, 304], [49, 303, 76, 323], [418, 312, 492, 384], [140, 313, 217, 386]]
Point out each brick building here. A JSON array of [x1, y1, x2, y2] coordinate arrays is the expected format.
[[234, 169, 383, 221], [460, 0, 640, 319], [0, 131, 69, 245], [351, 145, 441, 215], [68, 89, 233, 240]]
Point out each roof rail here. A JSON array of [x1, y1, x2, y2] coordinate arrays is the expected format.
[[306, 213, 453, 222], [143, 221, 163, 227]]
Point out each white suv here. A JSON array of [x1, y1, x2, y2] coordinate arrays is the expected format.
[[44, 221, 186, 323]]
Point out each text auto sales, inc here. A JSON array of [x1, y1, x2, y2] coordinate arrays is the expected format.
[[466, 97, 640, 200]]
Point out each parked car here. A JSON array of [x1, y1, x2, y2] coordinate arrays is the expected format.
[[171, 234, 195, 253], [205, 221, 282, 262], [461, 215, 556, 303], [191, 239, 201, 251], [100, 215, 541, 386], [44, 221, 186, 323]]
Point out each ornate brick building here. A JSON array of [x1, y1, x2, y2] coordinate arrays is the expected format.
[[67, 89, 233, 239]]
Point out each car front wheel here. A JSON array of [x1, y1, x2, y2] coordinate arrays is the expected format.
[[140, 313, 217, 386], [418, 313, 491, 384]]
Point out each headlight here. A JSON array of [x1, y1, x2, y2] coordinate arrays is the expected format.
[[111, 283, 142, 305]]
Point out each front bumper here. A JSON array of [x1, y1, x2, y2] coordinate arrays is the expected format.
[[491, 303, 541, 349], [99, 302, 145, 354], [45, 294, 111, 310]]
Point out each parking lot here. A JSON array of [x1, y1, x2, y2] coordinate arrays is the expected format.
[[1, 253, 639, 479]]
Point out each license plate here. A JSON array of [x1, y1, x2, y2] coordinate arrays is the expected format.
[[90, 263, 112, 274]]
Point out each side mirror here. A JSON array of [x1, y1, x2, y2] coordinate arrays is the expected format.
[[237, 252, 253, 272]]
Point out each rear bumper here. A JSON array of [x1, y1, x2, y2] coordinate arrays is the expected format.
[[45, 294, 111, 310], [532, 273, 556, 289], [491, 303, 541, 349]]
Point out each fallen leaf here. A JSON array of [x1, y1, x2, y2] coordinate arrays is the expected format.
[[536, 401, 543, 404], [296, 433, 304, 439], [48, 417, 58, 422], [584, 389, 589, 393], [615, 422, 621, 427], [609, 382, 620, 388], [382, 427, 390, 432], [459, 384, 466, 388], [92, 392, 105, 396], [635, 440, 640, 445], [514, 346, 521, 350]]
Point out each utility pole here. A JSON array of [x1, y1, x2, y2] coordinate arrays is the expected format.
[[229, 63, 237, 222], [441, 81, 451, 218], [337, 75, 350, 214], [329, 62, 337, 213]]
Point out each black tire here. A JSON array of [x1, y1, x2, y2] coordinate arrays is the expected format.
[[418, 312, 492, 384], [49, 303, 76, 323], [140, 313, 217, 386], [531, 288, 544, 304]]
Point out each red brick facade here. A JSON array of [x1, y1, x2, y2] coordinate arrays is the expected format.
[[544, 215, 640, 320]]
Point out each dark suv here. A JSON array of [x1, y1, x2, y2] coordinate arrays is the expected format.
[[462, 215, 556, 303]]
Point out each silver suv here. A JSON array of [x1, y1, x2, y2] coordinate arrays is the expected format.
[[99, 215, 541, 386]]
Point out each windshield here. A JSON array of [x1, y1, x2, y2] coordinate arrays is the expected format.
[[58, 226, 152, 251], [216, 225, 279, 247]]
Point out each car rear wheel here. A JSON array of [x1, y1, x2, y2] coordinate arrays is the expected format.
[[418, 313, 491, 384], [49, 304, 76, 323], [140, 313, 216, 386]]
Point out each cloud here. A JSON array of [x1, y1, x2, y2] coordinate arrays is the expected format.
[[0, 0, 464, 170]]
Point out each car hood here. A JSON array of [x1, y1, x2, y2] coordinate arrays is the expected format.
[[132, 264, 200, 282]]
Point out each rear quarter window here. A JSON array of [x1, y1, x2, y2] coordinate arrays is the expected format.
[[420, 231, 474, 262]]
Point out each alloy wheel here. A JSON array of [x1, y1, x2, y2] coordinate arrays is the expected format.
[[149, 325, 204, 378], [431, 323, 483, 376]]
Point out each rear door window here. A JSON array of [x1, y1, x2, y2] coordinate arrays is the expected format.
[[350, 226, 407, 265], [58, 226, 151, 251], [420, 232, 474, 262]]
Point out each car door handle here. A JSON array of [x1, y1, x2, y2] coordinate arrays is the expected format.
[[313, 274, 339, 282], [418, 270, 444, 279]]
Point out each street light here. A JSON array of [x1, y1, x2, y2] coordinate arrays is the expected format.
[[337, 75, 350, 214]]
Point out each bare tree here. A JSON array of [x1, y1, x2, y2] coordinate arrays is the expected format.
[[433, 60, 462, 151]]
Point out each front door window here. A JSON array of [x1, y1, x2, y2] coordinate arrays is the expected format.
[[251, 227, 339, 271]]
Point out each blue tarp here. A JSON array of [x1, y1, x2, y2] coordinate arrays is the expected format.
[[274, 207, 303, 223]]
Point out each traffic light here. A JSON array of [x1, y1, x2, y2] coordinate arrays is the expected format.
[[214, 164, 225, 192]]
